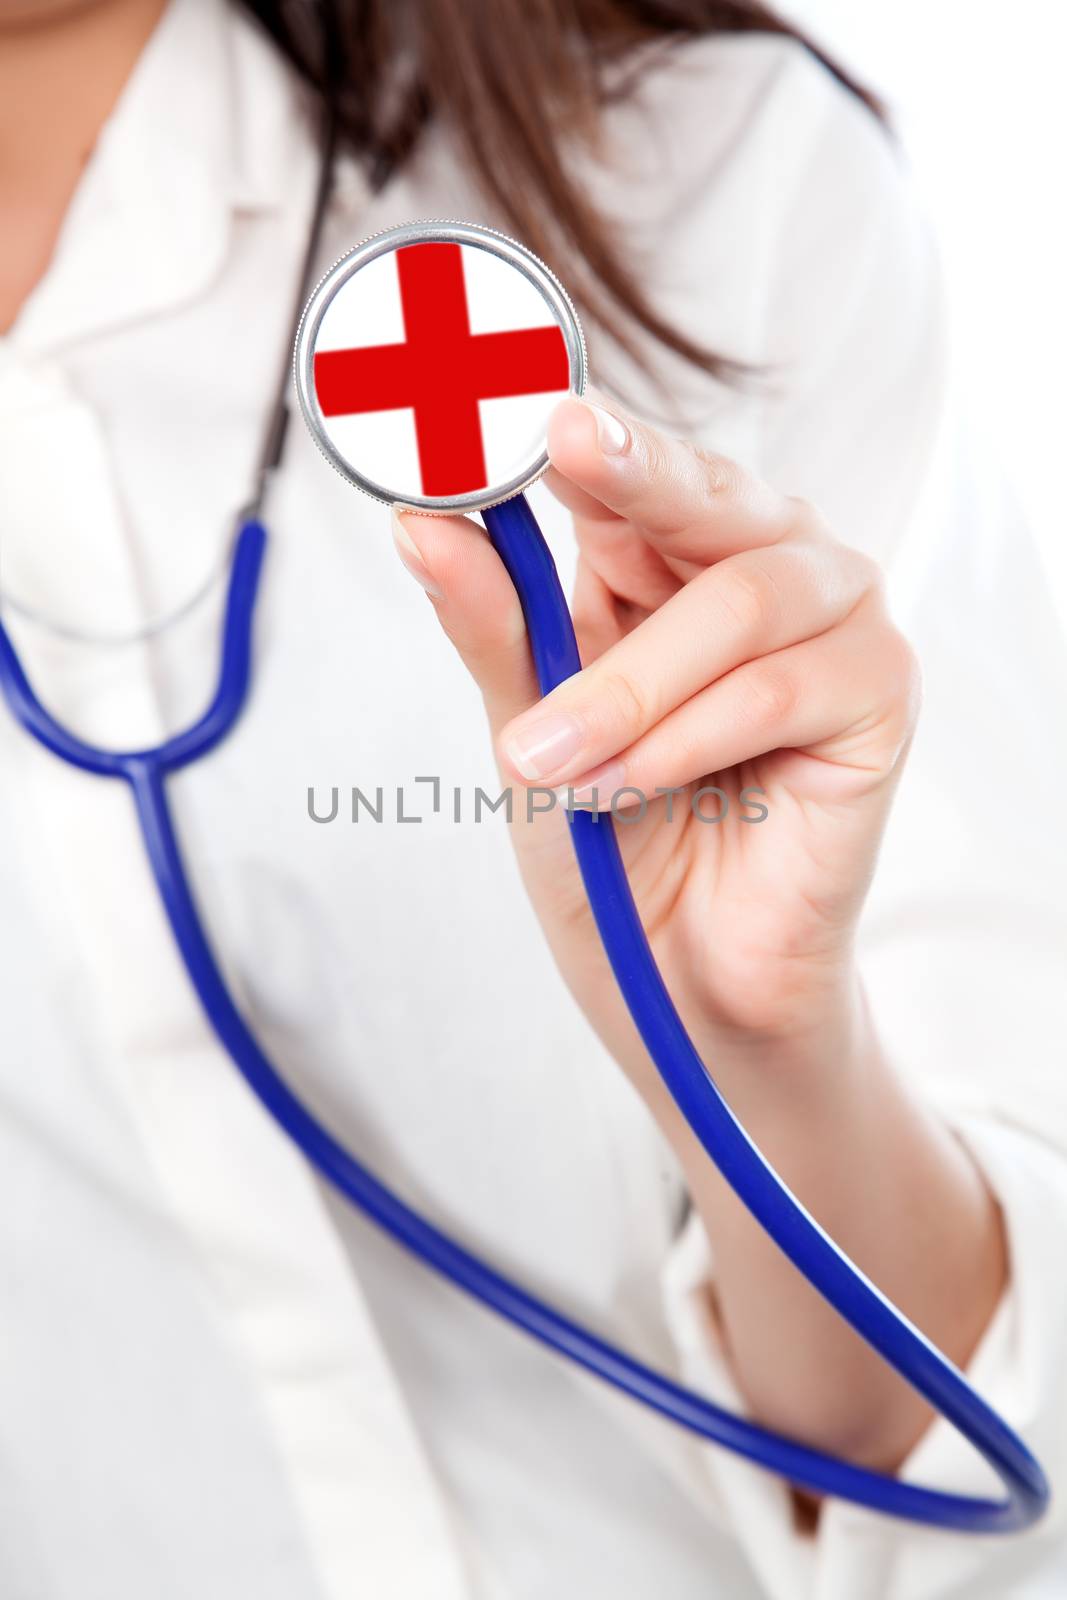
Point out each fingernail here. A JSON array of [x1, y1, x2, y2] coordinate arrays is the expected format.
[[503, 712, 584, 781], [555, 759, 627, 811], [585, 401, 629, 457], [391, 508, 442, 597]]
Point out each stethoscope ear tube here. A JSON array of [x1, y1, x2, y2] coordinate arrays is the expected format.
[[0, 501, 1048, 1531]]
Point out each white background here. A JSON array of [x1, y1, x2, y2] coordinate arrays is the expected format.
[[785, 0, 1067, 624]]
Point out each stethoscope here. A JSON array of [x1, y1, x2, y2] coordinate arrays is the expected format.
[[0, 136, 1049, 1534]]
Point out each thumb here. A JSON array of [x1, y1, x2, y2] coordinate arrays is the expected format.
[[391, 506, 540, 737]]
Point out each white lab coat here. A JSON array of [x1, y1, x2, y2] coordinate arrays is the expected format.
[[1, 1, 1065, 1596]]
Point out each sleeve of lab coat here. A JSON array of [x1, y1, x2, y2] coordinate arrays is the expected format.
[[655, 39, 1067, 1600]]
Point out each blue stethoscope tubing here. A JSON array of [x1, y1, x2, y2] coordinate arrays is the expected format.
[[0, 499, 1048, 1532]]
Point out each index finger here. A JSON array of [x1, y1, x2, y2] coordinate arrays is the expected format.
[[546, 394, 807, 566]]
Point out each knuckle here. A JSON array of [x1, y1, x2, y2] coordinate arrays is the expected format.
[[853, 623, 923, 753], [854, 547, 884, 588], [741, 661, 798, 728], [643, 428, 675, 484], [612, 425, 679, 523], [883, 627, 923, 724], [715, 562, 776, 636], [845, 547, 886, 600], [447, 610, 525, 666], [595, 667, 651, 735], [691, 445, 746, 504], [785, 494, 830, 538]]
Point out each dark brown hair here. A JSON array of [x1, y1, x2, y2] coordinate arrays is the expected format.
[[242, 0, 883, 382]]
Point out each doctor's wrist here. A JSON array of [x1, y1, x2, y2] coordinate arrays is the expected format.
[[682, 959, 870, 1098], [636, 966, 877, 1189]]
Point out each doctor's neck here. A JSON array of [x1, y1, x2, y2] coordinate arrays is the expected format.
[[0, 0, 166, 333]]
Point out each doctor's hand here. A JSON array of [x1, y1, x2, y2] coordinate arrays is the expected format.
[[392, 394, 918, 1071], [392, 395, 1004, 1478]]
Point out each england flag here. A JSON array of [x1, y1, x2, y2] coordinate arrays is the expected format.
[[312, 239, 572, 501]]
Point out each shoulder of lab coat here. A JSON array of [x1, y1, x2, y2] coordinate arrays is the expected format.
[[637, 32, 1067, 1600], [595, 29, 944, 564]]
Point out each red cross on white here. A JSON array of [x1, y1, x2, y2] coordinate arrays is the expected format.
[[312, 241, 571, 500]]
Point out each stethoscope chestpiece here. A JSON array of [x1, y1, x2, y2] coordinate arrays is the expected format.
[[293, 220, 586, 514]]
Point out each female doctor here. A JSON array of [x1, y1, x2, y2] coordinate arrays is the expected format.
[[2, 0, 1066, 1596]]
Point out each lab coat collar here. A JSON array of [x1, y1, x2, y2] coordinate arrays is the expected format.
[[11, 0, 314, 355]]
